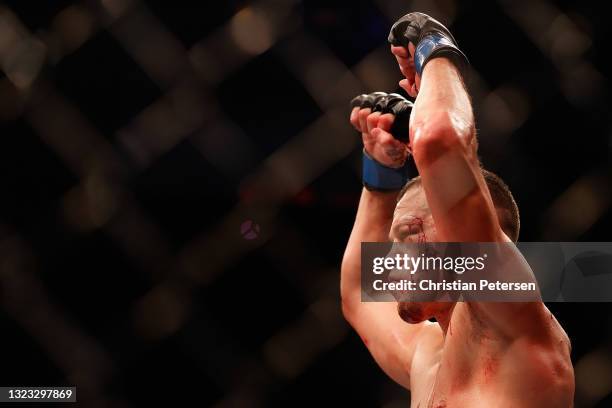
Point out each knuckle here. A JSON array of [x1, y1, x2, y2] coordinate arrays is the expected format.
[[358, 108, 371, 121], [378, 114, 395, 129], [366, 112, 379, 127]]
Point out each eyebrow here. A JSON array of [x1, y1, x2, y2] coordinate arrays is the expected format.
[[389, 216, 424, 241]]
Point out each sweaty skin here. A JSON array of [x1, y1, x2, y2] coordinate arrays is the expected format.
[[342, 50, 574, 406]]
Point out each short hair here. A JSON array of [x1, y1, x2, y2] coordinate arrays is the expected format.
[[396, 169, 520, 241]]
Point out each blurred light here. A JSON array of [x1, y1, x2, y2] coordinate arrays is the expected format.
[[561, 61, 605, 106], [542, 173, 612, 240], [576, 348, 612, 404], [109, 7, 188, 87], [278, 32, 361, 109], [499, 0, 604, 108], [0, 9, 46, 90], [548, 14, 591, 62], [292, 187, 316, 206], [100, 0, 134, 19], [230, 7, 274, 56], [354, 46, 399, 94], [62, 171, 119, 231], [481, 86, 530, 136], [0, 78, 23, 119], [52, 5, 97, 55], [119, 84, 208, 168], [132, 286, 191, 340], [192, 119, 258, 181], [189, 43, 223, 84]]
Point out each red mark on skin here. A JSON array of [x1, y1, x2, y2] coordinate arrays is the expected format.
[[361, 336, 369, 347], [448, 319, 453, 336], [405, 216, 426, 242], [482, 357, 498, 382], [433, 399, 447, 408]]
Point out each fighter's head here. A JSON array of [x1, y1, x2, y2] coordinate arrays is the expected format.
[[390, 169, 520, 323]]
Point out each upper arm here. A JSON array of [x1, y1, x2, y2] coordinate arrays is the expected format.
[[468, 301, 566, 343], [343, 300, 439, 389]]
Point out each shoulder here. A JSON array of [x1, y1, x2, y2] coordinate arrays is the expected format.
[[508, 325, 575, 405], [468, 303, 574, 401]]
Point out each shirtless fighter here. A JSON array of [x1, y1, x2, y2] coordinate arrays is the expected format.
[[341, 12, 574, 407]]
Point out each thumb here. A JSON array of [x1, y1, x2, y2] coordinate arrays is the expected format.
[[399, 79, 417, 98]]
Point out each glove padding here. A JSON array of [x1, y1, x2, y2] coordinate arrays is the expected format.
[[388, 12, 468, 77], [350, 92, 413, 142]]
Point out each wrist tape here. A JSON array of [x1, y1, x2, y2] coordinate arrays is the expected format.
[[362, 149, 411, 191]]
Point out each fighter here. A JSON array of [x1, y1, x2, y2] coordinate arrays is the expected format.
[[341, 12, 574, 407]]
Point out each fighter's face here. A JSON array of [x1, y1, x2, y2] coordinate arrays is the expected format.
[[390, 182, 436, 244], [390, 182, 454, 323]]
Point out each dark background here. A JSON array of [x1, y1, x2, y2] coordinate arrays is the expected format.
[[0, 0, 611, 407]]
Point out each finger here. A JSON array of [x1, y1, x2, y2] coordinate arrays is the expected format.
[[408, 42, 417, 58], [350, 107, 360, 130], [396, 54, 415, 68], [395, 54, 412, 68], [399, 79, 417, 98], [379, 128, 404, 149], [366, 111, 381, 135], [400, 64, 414, 79], [391, 45, 410, 58], [377, 113, 395, 132], [358, 108, 371, 134]]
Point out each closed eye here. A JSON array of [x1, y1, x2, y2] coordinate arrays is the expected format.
[[391, 218, 424, 241]]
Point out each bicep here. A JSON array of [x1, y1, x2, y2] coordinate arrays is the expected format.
[[346, 301, 431, 389]]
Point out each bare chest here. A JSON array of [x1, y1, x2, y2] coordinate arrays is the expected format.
[[409, 333, 509, 408]]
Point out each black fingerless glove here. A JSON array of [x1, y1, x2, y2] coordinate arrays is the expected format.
[[350, 92, 413, 142], [388, 12, 469, 78]]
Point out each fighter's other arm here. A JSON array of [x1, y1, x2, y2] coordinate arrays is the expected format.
[[341, 104, 434, 390]]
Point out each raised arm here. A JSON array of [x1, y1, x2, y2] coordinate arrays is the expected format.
[[385, 13, 567, 341], [391, 49, 503, 242], [341, 95, 437, 389]]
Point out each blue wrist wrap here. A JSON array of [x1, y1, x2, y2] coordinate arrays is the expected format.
[[414, 33, 463, 77], [362, 150, 410, 191]]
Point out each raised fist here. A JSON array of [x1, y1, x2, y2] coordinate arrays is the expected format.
[[388, 12, 468, 97], [349, 92, 413, 168]]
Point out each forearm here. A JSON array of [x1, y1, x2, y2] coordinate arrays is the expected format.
[[341, 188, 396, 310], [412, 59, 473, 126], [410, 59, 500, 241]]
